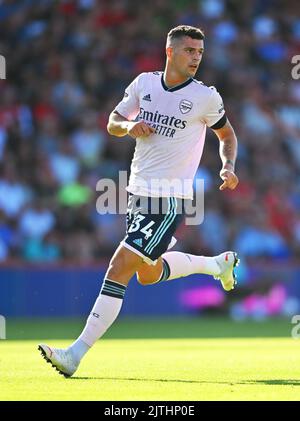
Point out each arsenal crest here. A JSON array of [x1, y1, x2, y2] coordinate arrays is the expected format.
[[179, 99, 193, 114]]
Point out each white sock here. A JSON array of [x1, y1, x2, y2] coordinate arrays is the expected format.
[[68, 339, 90, 362], [160, 251, 221, 281], [69, 279, 126, 358]]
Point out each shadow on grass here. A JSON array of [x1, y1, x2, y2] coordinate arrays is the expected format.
[[70, 377, 300, 386], [245, 379, 300, 386], [70, 377, 237, 385]]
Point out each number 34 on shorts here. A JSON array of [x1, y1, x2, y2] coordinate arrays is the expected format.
[[128, 215, 155, 240], [122, 195, 185, 264]]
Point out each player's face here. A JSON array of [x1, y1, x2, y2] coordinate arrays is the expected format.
[[169, 37, 204, 79]]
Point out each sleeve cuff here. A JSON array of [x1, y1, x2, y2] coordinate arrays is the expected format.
[[209, 114, 227, 130]]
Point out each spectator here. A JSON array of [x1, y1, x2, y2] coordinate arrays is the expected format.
[[19, 200, 55, 239]]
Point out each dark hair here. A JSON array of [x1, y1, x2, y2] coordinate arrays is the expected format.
[[167, 25, 205, 42]]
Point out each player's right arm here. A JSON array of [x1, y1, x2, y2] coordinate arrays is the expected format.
[[107, 73, 154, 139], [107, 111, 155, 139]]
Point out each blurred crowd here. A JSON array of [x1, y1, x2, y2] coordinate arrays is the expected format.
[[0, 0, 300, 264]]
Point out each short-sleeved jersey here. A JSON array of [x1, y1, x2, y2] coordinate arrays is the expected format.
[[114, 71, 226, 199]]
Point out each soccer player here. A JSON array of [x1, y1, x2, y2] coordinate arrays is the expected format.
[[39, 25, 239, 377]]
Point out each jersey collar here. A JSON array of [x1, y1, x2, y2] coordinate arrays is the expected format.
[[161, 73, 193, 92]]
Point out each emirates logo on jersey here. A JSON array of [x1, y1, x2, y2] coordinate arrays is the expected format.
[[179, 99, 193, 114]]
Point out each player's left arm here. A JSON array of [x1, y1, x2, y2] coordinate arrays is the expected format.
[[212, 119, 239, 191]]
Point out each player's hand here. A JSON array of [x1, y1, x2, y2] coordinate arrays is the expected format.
[[126, 121, 155, 139], [219, 168, 239, 191]]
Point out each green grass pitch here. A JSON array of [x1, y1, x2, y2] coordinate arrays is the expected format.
[[1, 317, 300, 401]]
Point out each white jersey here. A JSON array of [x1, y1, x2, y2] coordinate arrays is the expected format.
[[114, 71, 226, 199]]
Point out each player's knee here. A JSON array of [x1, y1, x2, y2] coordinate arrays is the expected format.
[[107, 247, 142, 281], [136, 273, 159, 286], [107, 257, 132, 279], [136, 258, 163, 285]]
